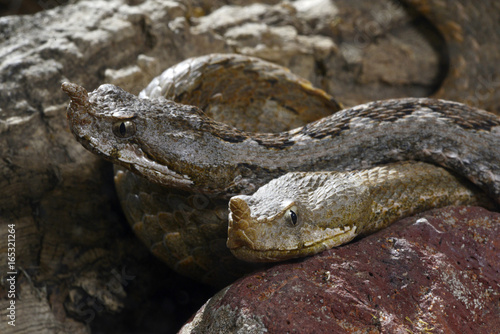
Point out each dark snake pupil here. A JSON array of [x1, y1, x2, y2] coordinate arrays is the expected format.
[[120, 122, 126, 136], [290, 210, 298, 225]]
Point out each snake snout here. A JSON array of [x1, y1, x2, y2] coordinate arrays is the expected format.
[[62, 82, 90, 108], [227, 196, 255, 250], [228, 197, 251, 225]]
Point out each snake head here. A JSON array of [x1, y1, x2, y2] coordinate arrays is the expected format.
[[61, 82, 227, 192], [227, 172, 368, 262], [62, 82, 144, 156], [62, 82, 267, 195]]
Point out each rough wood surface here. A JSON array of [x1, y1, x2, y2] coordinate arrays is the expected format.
[[0, 0, 471, 333]]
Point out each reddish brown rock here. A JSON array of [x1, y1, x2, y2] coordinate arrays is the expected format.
[[180, 206, 500, 333]]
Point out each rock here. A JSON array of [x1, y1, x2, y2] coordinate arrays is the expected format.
[[180, 206, 500, 333], [0, 1, 223, 333], [0, 0, 490, 332]]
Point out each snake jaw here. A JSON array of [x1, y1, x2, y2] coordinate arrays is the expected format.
[[229, 225, 359, 262]]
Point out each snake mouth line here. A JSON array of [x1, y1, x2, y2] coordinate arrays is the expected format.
[[230, 227, 358, 262], [87, 136, 196, 190]]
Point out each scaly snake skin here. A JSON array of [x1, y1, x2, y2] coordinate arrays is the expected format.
[[227, 162, 495, 262], [66, 54, 344, 285], [63, 81, 500, 198], [62, 1, 500, 286]]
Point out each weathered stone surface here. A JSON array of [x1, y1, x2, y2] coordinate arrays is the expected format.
[[181, 206, 500, 333], [0, 1, 223, 333], [0, 0, 486, 333]]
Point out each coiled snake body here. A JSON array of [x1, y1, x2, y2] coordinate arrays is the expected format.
[[63, 1, 500, 286]]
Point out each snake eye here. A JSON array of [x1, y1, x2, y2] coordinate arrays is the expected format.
[[288, 208, 298, 226], [112, 120, 136, 138]]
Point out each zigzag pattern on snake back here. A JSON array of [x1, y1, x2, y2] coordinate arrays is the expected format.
[[62, 65, 500, 283], [62, 0, 500, 286], [62, 81, 500, 199]]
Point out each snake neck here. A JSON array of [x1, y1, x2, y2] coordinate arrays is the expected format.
[[155, 96, 500, 201], [63, 82, 500, 201]]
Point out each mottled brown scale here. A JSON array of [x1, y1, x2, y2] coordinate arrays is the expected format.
[[228, 162, 497, 262], [62, 0, 500, 286], [103, 54, 339, 286]]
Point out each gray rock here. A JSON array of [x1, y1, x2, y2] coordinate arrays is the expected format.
[[0, 0, 447, 332]]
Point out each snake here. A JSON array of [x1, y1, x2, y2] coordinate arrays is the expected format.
[[62, 1, 500, 286], [227, 162, 496, 262], [63, 54, 344, 286]]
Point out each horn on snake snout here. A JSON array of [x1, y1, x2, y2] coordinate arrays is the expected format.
[[62, 82, 91, 112], [227, 197, 254, 249]]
